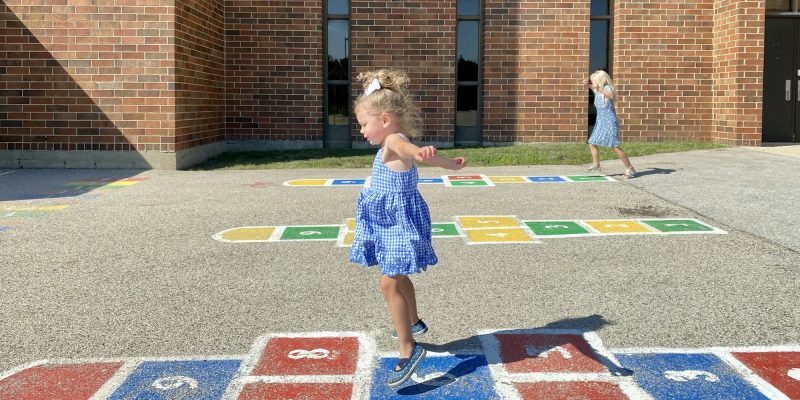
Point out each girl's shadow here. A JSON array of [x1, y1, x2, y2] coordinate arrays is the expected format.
[[398, 314, 630, 395]]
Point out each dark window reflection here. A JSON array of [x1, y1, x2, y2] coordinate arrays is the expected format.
[[457, 0, 480, 16], [457, 21, 479, 81], [590, 0, 609, 16], [328, 84, 349, 125], [589, 20, 608, 74], [456, 85, 478, 126], [328, 0, 348, 15], [327, 19, 349, 80]]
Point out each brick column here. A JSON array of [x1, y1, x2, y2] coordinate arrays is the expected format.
[[614, 1, 716, 142], [483, 1, 588, 143], [712, 0, 764, 145], [0, 0, 176, 168], [350, 0, 456, 143], [225, 1, 324, 145]]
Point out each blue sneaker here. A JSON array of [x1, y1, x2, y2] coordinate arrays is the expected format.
[[387, 341, 427, 388], [391, 319, 429, 339]]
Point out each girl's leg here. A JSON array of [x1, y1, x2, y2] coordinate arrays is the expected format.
[[397, 275, 421, 325], [380, 275, 414, 364], [613, 147, 634, 170], [588, 144, 600, 168]]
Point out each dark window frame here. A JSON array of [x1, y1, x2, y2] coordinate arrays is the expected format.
[[766, 0, 799, 14], [455, 0, 483, 141], [324, 3, 351, 128], [588, 0, 613, 132]]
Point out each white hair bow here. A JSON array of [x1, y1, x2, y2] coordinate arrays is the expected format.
[[365, 78, 382, 96]]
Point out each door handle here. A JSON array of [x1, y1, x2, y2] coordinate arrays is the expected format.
[[788, 80, 792, 101]]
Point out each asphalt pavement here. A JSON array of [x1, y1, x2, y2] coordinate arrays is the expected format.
[[1, 146, 798, 374]]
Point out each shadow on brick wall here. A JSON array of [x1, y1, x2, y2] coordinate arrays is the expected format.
[[0, 4, 148, 173]]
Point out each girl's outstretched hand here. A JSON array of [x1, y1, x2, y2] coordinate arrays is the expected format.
[[453, 156, 467, 170], [415, 145, 438, 162]]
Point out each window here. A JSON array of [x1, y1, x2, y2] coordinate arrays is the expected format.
[[455, 0, 482, 144], [588, 0, 612, 131], [324, 1, 351, 147], [325, 3, 349, 126]]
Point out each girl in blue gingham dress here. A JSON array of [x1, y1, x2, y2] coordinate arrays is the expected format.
[[349, 69, 467, 388], [584, 70, 637, 179], [350, 146, 437, 276]]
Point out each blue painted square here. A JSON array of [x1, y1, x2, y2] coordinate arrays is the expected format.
[[615, 352, 769, 400], [0, 226, 10, 232], [109, 359, 241, 400], [419, 178, 444, 184], [332, 179, 365, 185], [370, 353, 498, 399], [527, 176, 566, 183]]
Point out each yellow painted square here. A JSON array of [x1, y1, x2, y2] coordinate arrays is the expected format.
[[346, 218, 356, 231], [285, 179, 328, 186], [105, 181, 139, 187], [584, 220, 651, 234], [458, 216, 520, 229], [488, 176, 527, 184], [466, 228, 533, 243], [221, 227, 276, 241], [342, 231, 354, 246]]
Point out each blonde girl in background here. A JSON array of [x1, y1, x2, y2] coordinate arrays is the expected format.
[[583, 70, 637, 178], [349, 69, 467, 387]]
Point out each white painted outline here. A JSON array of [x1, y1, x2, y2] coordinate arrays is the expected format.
[[563, 175, 617, 183], [214, 217, 726, 244], [0, 171, 16, 177], [280, 175, 617, 187], [442, 174, 496, 188], [613, 346, 800, 400], [456, 215, 541, 245], [221, 331, 375, 400], [477, 328, 652, 400]]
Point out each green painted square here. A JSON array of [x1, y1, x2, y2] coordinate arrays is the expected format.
[[431, 223, 460, 237], [280, 226, 341, 240], [450, 180, 488, 186], [641, 219, 714, 232], [565, 175, 609, 182], [524, 221, 589, 236]]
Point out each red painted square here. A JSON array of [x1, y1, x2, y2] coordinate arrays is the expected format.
[[238, 382, 352, 400], [250, 336, 359, 376], [447, 175, 482, 180], [0, 362, 123, 400], [515, 381, 630, 399], [731, 351, 800, 398], [495, 333, 607, 373]]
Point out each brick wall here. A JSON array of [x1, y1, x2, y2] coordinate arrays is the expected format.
[[225, 0, 323, 142], [175, 0, 225, 151], [712, 0, 763, 146], [614, 1, 716, 142], [483, 1, 589, 143], [0, 0, 175, 155], [350, 1, 456, 143]]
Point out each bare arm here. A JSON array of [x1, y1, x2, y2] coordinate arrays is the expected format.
[[383, 134, 466, 171]]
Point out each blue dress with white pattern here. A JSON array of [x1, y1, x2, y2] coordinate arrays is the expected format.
[[588, 85, 620, 148], [349, 147, 438, 276]]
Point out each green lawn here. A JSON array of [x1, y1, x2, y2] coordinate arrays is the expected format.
[[192, 142, 728, 170]]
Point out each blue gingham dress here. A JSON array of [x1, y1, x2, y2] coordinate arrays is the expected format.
[[588, 85, 620, 148], [349, 148, 438, 276]]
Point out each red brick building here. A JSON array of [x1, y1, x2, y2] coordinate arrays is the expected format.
[[0, 0, 797, 169]]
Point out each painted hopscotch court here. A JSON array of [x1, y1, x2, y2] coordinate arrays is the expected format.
[[283, 174, 616, 188], [213, 216, 727, 246], [1, 329, 798, 399], [0, 177, 148, 232]]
